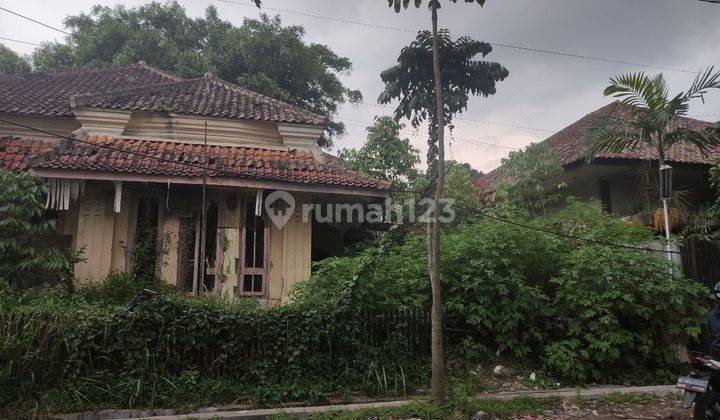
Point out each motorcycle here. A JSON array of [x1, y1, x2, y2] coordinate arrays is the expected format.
[[677, 351, 720, 418]]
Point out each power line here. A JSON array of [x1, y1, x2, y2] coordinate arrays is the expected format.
[[344, 119, 519, 150], [213, 0, 698, 75], [0, 6, 136, 64], [0, 6, 71, 36], [357, 101, 556, 133], [0, 36, 41, 47], [449, 203, 684, 255], [0, 6, 526, 154], [362, 187, 684, 255]]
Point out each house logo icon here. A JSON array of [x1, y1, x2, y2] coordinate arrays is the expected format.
[[264, 190, 295, 229]]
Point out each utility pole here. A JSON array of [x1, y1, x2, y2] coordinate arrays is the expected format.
[[660, 164, 674, 271]]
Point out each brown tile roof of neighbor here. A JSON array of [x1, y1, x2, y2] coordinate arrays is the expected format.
[[0, 135, 390, 191], [0, 62, 326, 125], [477, 101, 720, 191], [71, 75, 326, 125], [0, 62, 179, 117]]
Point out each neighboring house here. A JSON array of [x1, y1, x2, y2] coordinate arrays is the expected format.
[[478, 102, 720, 217], [0, 62, 389, 303]]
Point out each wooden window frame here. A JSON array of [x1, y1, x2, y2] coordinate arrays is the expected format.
[[238, 197, 270, 297], [128, 192, 166, 277]]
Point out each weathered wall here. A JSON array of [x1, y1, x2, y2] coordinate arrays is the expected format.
[[266, 223, 285, 305], [123, 113, 284, 147], [280, 216, 312, 299], [66, 185, 314, 296], [159, 214, 181, 285], [74, 184, 116, 283], [0, 112, 80, 140], [110, 189, 136, 272]]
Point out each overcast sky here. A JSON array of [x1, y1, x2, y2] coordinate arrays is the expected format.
[[2, 0, 720, 172]]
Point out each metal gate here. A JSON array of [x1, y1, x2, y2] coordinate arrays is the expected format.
[[682, 237, 720, 289]]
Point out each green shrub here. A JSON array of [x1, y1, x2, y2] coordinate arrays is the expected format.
[[0, 286, 107, 407], [78, 271, 175, 306], [0, 170, 81, 289], [1, 289, 425, 414], [295, 234, 428, 311], [546, 245, 706, 383], [298, 200, 707, 384], [442, 219, 564, 358]]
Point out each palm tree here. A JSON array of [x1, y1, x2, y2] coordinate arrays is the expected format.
[[589, 68, 720, 168], [589, 68, 720, 256], [386, 0, 491, 404]]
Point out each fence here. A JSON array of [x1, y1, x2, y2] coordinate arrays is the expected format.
[[682, 237, 720, 290], [359, 310, 471, 355]]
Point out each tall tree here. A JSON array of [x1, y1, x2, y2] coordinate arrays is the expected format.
[[339, 116, 421, 191], [30, 2, 359, 147], [0, 44, 30, 75], [382, 0, 508, 401]]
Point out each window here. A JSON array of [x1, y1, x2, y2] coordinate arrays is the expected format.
[[600, 180, 612, 213], [238, 200, 269, 296], [133, 196, 160, 280]]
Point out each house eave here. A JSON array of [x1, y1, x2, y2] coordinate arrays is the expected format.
[[564, 157, 714, 171], [29, 168, 391, 198]]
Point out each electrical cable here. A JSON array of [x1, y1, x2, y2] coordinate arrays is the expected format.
[[383, 187, 684, 255], [212, 0, 698, 75], [0, 36, 41, 46], [450, 203, 684, 255]]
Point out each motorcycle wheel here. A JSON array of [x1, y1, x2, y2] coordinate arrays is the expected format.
[[695, 391, 720, 419]]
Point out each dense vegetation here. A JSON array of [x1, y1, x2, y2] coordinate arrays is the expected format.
[[0, 169, 709, 417], [0, 281, 426, 415], [298, 199, 707, 384]]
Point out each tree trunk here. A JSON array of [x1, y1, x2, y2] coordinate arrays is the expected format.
[[429, 2, 446, 405]]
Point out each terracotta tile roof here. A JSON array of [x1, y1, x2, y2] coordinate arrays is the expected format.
[[0, 135, 389, 191], [477, 102, 720, 191], [0, 137, 55, 171], [1, 62, 325, 126], [71, 75, 326, 125], [544, 101, 718, 166], [0, 62, 179, 117]]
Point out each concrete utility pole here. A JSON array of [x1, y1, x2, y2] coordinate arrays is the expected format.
[[659, 164, 674, 271]]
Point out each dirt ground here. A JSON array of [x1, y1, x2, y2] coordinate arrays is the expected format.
[[515, 395, 692, 419]]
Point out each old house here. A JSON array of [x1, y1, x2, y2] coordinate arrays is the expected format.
[[478, 102, 720, 217], [0, 62, 389, 303]]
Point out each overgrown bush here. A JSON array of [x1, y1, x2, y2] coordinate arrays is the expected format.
[[546, 245, 705, 383], [442, 219, 564, 358], [1, 285, 425, 414], [295, 234, 428, 310], [299, 199, 707, 383], [0, 170, 82, 289], [78, 271, 176, 306], [0, 286, 105, 408], [537, 201, 706, 382]]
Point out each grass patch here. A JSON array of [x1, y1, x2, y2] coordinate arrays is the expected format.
[[276, 396, 561, 419], [594, 392, 659, 405]]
